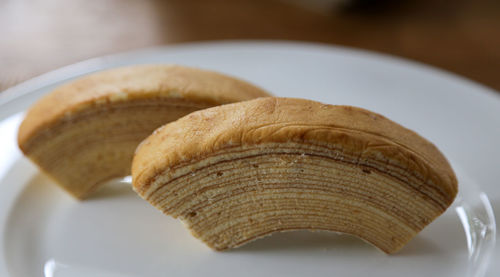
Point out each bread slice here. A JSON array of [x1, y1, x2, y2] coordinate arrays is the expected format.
[[18, 65, 270, 199], [132, 97, 457, 253]]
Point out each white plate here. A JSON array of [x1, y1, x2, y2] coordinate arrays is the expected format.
[[0, 41, 498, 277]]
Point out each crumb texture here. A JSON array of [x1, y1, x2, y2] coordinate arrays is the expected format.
[[132, 97, 458, 253]]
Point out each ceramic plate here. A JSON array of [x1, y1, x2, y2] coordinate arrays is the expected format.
[[0, 41, 497, 277]]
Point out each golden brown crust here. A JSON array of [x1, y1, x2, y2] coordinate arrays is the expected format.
[[17, 65, 270, 199], [132, 97, 457, 200], [18, 64, 270, 147]]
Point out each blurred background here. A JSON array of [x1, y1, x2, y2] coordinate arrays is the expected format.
[[1, 0, 499, 93]]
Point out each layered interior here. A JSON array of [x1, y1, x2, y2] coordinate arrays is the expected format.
[[20, 98, 210, 199], [140, 143, 448, 253]]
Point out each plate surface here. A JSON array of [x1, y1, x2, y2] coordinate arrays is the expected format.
[[0, 41, 498, 277]]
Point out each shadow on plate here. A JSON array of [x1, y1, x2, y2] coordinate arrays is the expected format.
[[230, 228, 443, 256], [89, 177, 136, 201]]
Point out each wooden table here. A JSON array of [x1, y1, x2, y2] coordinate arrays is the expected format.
[[1, 0, 499, 93]]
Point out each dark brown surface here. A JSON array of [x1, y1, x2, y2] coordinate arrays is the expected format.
[[1, 0, 499, 93]]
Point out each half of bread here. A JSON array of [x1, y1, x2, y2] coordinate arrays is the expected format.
[[18, 65, 270, 199], [132, 97, 457, 253]]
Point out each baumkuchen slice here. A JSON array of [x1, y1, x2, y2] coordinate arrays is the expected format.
[[18, 65, 270, 199], [132, 97, 457, 254]]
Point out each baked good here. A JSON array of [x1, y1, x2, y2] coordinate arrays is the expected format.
[[132, 97, 457, 253], [18, 65, 270, 199]]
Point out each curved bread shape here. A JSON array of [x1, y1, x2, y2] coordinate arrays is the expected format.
[[132, 97, 458, 254], [18, 65, 270, 199]]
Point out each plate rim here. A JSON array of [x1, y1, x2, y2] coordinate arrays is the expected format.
[[1, 40, 499, 109]]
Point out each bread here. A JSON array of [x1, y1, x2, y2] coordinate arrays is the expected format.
[[18, 65, 270, 199], [132, 97, 457, 253]]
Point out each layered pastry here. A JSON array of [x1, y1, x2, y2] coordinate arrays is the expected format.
[[132, 97, 458, 253], [18, 65, 270, 199]]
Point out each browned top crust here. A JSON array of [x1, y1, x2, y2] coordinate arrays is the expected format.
[[18, 64, 270, 146], [132, 97, 458, 202]]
